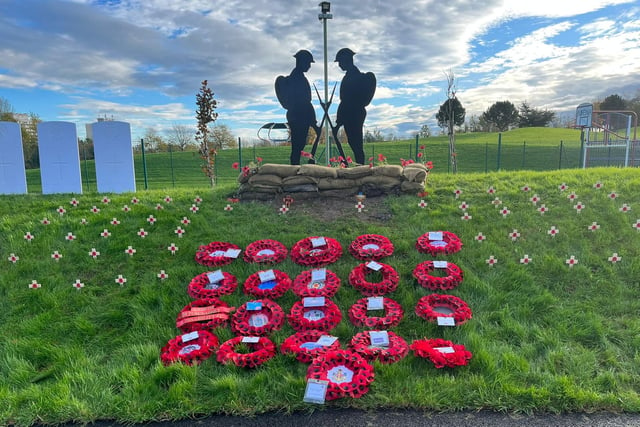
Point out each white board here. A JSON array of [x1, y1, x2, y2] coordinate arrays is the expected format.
[[92, 121, 136, 193], [37, 121, 83, 194], [0, 121, 28, 194]]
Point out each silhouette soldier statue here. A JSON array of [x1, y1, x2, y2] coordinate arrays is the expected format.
[[275, 50, 318, 165], [334, 48, 376, 165]]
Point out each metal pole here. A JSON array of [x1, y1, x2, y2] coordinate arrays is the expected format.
[[496, 133, 502, 171], [320, 8, 331, 165], [238, 137, 242, 169], [168, 143, 175, 188], [140, 138, 148, 190]]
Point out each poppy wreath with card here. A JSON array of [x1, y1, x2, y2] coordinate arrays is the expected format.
[[290, 236, 343, 267], [176, 297, 235, 333], [348, 262, 399, 296], [415, 231, 462, 256], [415, 294, 472, 325], [243, 239, 288, 264], [280, 330, 341, 363], [410, 338, 472, 368], [348, 330, 409, 364], [306, 349, 375, 400], [160, 330, 219, 366], [231, 299, 285, 336], [292, 268, 341, 298], [216, 336, 276, 368], [242, 269, 292, 299], [348, 234, 394, 261], [348, 297, 404, 329], [287, 298, 342, 332], [412, 260, 464, 291], [187, 271, 238, 299], [195, 241, 241, 267]]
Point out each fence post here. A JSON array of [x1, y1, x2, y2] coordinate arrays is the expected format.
[[168, 143, 175, 188], [415, 134, 419, 160], [238, 137, 242, 168], [496, 133, 502, 171], [522, 141, 526, 168], [558, 140, 563, 170], [409, 143, 412, 159], [82, 141, 90, 191], [485, 142, 488, 173], [580, 130, 586, 168], [140, 138, 148, 190]]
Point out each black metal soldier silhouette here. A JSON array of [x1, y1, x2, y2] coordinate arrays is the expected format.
[[275, 50, 318, 165], [334, 48, 376, 165]]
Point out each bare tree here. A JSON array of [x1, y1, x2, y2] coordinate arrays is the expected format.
[[195, 80, 218, 187], [444, 70, 459, 173], [167, 123, 195, 151]]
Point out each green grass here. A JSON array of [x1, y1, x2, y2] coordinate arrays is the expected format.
[[24, 127, 584, 193], [3, 165, 640, 425]]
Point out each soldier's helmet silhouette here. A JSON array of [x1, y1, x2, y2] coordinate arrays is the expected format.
[[294, 49, 315, 63], [334, 47, 355, 62]]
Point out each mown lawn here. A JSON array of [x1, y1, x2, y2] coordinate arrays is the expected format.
[[2, 164, 640, 425]]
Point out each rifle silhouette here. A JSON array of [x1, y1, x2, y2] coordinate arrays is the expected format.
[[310, 83, 349, 167]]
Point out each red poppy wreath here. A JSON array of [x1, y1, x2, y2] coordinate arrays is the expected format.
[[349, 330, 409, 364], [348, 297, 404, 328], [410, 338, 472, 368], [348, 262, 399, 296], [160, 330, 219, 366], [243, 269, 292, 299], [217, 336, 276, 368], [187, 271, 238, 299], [243, 239, 288, 264], [287, 298, 342, 332], [195, 241, 241, 267], [176, 297, 235, 333], [231, 299, 285, 336], [290, 236, 343, 267], [280, 330, 341, 363], [292, 268, 341, 298], [415, 231, 462, 256], [412, 260, 464, 291], [306, 349, 375, 400], [348, 234, 394, 261], [415, 294, 472, 325]]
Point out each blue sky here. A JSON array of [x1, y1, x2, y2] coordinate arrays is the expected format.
[[0, 0, 639, 143]]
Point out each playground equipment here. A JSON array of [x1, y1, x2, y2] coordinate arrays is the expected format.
[[257, 122, 290, 145]]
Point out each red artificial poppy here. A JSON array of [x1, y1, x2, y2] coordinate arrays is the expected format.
[[412, 260, 464, 291], [348, 296, 403, 328]]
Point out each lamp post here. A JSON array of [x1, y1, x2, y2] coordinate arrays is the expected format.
[[318, 2, 332, 165]]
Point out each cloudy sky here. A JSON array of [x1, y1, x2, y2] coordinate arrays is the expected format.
[[1, 0, 639, 142]]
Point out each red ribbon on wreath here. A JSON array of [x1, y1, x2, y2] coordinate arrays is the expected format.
[[349, 330, 409, 364], [187, 271, 238, 299], [348, 297, 404, 328], [348, 234, 394, 261], [410, 338, 472, 368], [287, 298, 342, 332], [412, 260, 464, 291], [195, 241, 241, 267], [280, 330, 341, 363], [231, 299, 285, 336], [415, 231, 462, 256], [306, 349, 375, 400], [176, 297, 235, 333], [290, 236, 343, 267], [243, 239, 288, 264], [348, 262, 399, 296], [415, 294, 472, 325], [243, 269, 292, 299], [160, 330, 219, 366], [217, 336, 276, 368], [292, 268, 341, 298]]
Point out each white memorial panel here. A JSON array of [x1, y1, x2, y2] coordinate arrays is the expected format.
[[37, 121, 83, 194], [0, 121, 28, 194], [92, 121, 136, 193]]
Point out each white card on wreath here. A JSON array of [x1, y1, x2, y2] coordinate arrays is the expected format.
[[316, 335, 338, 346], [433, 260, 448, 269], [369, 330, 389, 347], [437, 316, 456, 326], [225, 248, 241, 258], [210, 250, 226, 257], [259, 269, 276, 283], [181, 331, 199, 342], [311, 268, 326, 281], [303, 379, 328, 404], [367, 296, 384, 310], [242, 336, 261, 343], [435, 346, 455, 353], [311, 237, 327, 247], [303, 297, 325, 307], [366, 261, 383, 271], [207, 270, 224, 283], [246, 301, 263, 311], [428, 231, 443, 241]]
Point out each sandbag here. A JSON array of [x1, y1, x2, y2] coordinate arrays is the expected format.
[[373, 165, 403, 177], [282, 184, 318, 193], [359, 175, 403, 188], [402, 167, 427, 183], [282, 175, 319, 185], [336, 165, 374, 179], [298, 164, 338, 178], [317, 177, 359, 190], [401, 180, 426, 193], [259, 163, 300, 177], [248, 174, 283, 186]]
